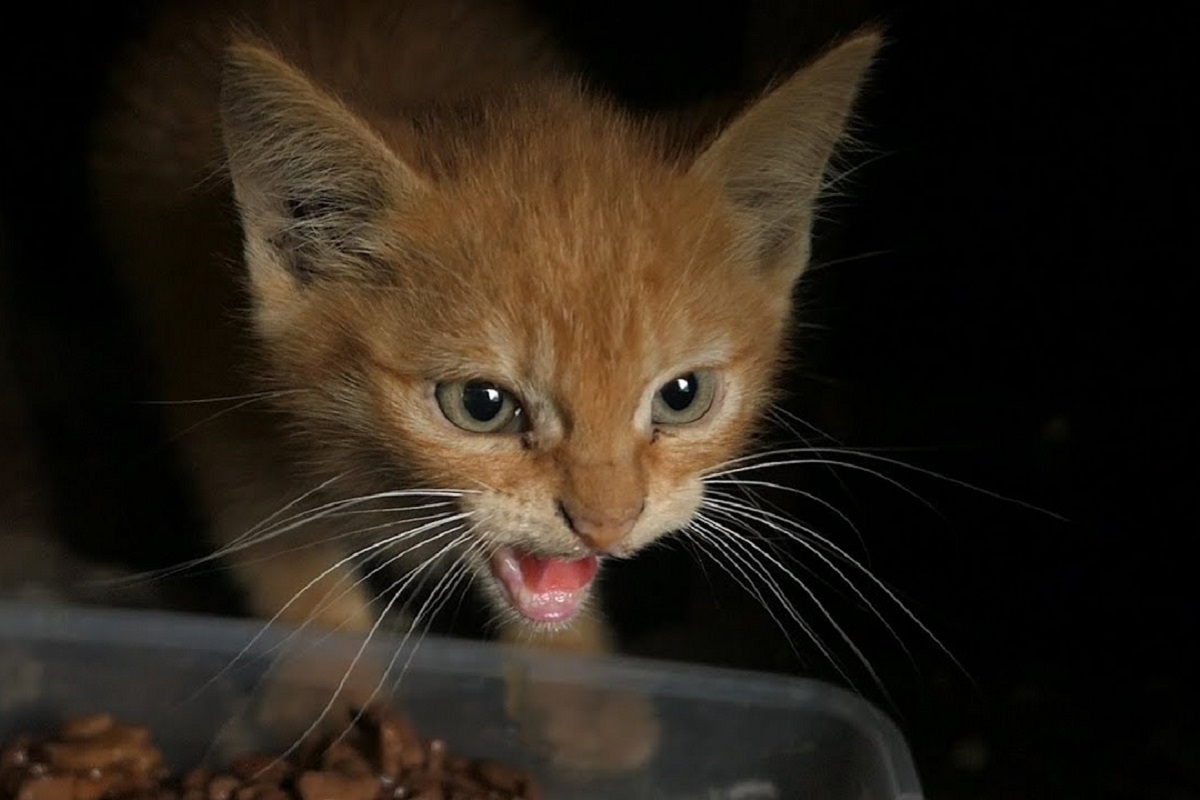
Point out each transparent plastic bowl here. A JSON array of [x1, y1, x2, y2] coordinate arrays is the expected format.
[[0, 602, 923, 799]]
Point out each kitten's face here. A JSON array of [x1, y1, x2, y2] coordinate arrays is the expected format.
[[221, 34, 879, 627], [265, 135, 788, 625]]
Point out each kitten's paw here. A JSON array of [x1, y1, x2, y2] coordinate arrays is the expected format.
[[505, 670, 661, 775]]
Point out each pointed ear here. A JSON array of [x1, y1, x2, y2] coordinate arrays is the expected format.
[[691, 29, 882, 286], [220, 40, 425, 298]]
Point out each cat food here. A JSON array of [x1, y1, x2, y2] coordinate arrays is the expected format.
[[1, 705, 540, 800]]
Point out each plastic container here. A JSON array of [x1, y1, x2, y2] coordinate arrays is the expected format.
[[0, 601, 923, 799]]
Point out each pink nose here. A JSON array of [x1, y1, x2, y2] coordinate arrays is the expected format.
[[557, 499, 644, 552]]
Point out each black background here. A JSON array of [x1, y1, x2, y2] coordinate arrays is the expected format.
[[1, 1, 1194, 797]]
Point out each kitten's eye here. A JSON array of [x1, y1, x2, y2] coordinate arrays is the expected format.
[[435, 381, 525, 434], [651, 370, 717, 425]]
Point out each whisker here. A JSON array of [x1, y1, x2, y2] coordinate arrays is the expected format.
[[704, 496, 906, 657], [706, 446, 1065, 520], [230, 489, 476, 554], [164, 392, 299, 442], [692, 515, 867, 693], [705, 479, 868, 556], [354, 539, 484, 733], [167, 510, 464, 589], [96, 489, 477, 589], [192, 513, 473, 701], [761, 406, 862, 508], [804, 247, 897, 273], [661, 536, 716, 593], [225, 472, 354, 552], [684, 518, 806, 663], [303, 522, 472, 644], [274, 529, 476, 763], [706, 454, 944, 518], [703, 494, 968, 680], [138, 389, 306, 406], [765, 404, 844, 446]]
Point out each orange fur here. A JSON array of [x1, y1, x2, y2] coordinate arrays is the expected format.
[[91, 0, 880, 659]]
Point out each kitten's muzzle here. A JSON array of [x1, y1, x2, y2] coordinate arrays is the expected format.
[[556, 498, 644, 553]]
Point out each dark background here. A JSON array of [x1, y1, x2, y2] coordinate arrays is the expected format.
[[1, 1, 1194, 798]]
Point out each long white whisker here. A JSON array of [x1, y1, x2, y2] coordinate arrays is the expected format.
[[708, 447, 1065, 520], [765, 404, 844, 446], [226, 472, 354, 551], [93, 489, 475, 590], [685, 518, 805, 662], [763, 405, 860, 503], [692, 515, 864, 691], [805, 247, 897, 272], [192, 513, 472, 700], [350, 538, 484, 734], [708, 455, 943, 517], [706, 479, 867, 555], [276, 528, 476, 762], [231, 489, 476, 555], [664, 536, 716, 594], [303, 523, 471, 645], [703, 494, 967, 678], [118, 510, 463, 594], [166, 393, 298, 442], [704, 497, 907, 657], [138, 389, 306, 406]]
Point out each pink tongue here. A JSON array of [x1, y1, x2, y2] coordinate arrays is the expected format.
[[515, 552, 598, 593]]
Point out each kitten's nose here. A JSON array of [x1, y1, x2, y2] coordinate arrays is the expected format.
[[557, 499, 644, 552]]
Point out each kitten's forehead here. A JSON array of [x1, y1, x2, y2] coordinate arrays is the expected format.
[[402, 164, 752, 384], [362, 99, 785, 409]]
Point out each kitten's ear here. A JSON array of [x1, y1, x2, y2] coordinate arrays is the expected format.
[[220, 41, 424, 297], [691, 29, 882, 287]]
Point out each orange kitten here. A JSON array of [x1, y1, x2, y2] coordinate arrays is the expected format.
[[92, 0, 878, 674]]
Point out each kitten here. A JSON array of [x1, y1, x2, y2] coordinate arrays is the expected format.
[[91, 0, 879, 770]]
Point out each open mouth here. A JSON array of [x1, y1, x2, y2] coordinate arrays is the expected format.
[[489, 546, 599, 623]]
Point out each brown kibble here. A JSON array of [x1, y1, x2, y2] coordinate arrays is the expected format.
[[234, 784, 290, 800], [473, 761, 523, 794], [320, 742, 371, 779], [70, 772, 131, 800], [41, 722, 162, 774], [207, 774, 241, 800], [440, 770, 486, 795], [4, 707, 539, 800], [15, 775, 76, 800], [296, 770, 380, 800], [182, 769, 211, 792], [2, 737, 31, 768], [404, 779, 443, 800], [229, 754, 290, 785], [58, 716, 114, 741], [372, 709, 422, 777]]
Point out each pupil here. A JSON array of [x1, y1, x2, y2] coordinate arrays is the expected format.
[[462, 382, 503, 421], [661, 373, 697, 412]]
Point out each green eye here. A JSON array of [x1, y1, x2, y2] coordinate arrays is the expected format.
[[651, 370, 717, 425], [435, 380, 525, 434]]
